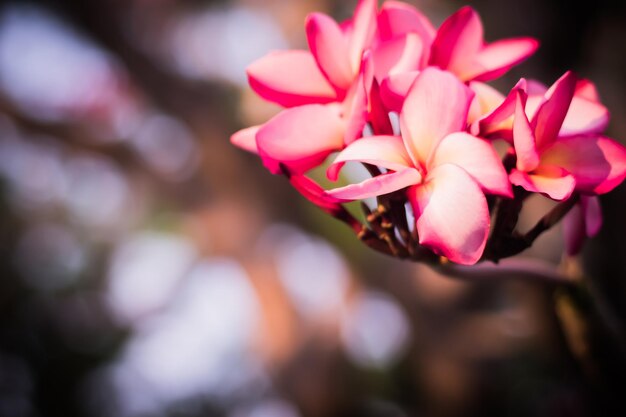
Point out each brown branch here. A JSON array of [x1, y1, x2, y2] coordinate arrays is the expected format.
[[523, 194, 579, 244]]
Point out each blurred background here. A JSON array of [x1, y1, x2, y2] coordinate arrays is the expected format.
[[0, 0, 625, 416]]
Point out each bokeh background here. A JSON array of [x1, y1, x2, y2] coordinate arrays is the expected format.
[[0, 0, 625, 416]]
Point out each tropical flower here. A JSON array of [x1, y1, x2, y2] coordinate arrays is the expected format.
[[429, 6, 538, 82], [380, 5, 538, 111], [472, 75, 609, 140], [326, 68, 510, 264], [232, 0, 377, 175], [230, 0, 626, 265], [506, 71, 626, 200]]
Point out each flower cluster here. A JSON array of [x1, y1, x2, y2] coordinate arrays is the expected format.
[[231, 0, 626, 265]]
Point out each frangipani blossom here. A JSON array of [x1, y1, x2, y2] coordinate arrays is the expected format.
[[377, 1, 436, 66], [379, 6, 538, 112], [230, 0, 377, 174], [326, 68, 511, 264], [232, 0, 438, 176], [247, 0, 376, 107], [473, 76, 609, 140], [372, 1, 435, 79], [467, 81, 507, 126], [429, 6, 538, 82], [507, 71, 626, 200], [230, 0, 626, 266]]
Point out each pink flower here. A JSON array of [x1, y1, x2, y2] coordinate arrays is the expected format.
[[377, 1, 436, 65], [379, 6, 538, 112], [472, 76, 609, 140], [429, 6, 538, 82], [246, 0, 376, 108], [233, 0, 431, 174], [232, 3, 539, 176], [231, 1, 441, 176], [506, 71, 626, 200], [230, 0, 378, 174], [326, 68, 511, 264]]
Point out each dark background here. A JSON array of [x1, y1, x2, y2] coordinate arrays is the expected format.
[[0, 1, 625, 416]]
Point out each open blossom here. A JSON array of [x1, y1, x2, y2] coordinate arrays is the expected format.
[[231, 0, 377, 175], [232, 0, 436, 175], [380, 5, 538, 111], [326, 68, 510, 264], [230, 0, 626, 265], [429, 6, 538, 82], [504, 71, 626, 200], [232, 1, 539, 175], [472, 75, 609, 141]]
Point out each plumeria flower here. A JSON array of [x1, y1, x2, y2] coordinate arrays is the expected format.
[[230, 0, 378, 174], [246, 0, 376, 109], [364, 1, 438, 134], [472, 76, 609, 140], [429, 6, 538, 82], [230, 0, 626, 266], [506, 71, 626, 200], [466, 81, 509, 127], [372, 1, 435, 83], [231, 0, 438, 175], [325, 68, 511, 264], [376, 1, 436, 67], [380, 5, 538, 112]]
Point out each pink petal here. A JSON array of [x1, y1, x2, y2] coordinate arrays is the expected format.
[[379, 70, 419, 112], [526, 79, 548, 95], [400, 67, 473, 167], [560, 96, 609, 137], [469, 38, 539, 82], [372, 34, 423, 81], [327, 168, 422, 201], [524, 95, 545, 120], [377, 1, 435, 66], [230, 125, 260, 154], [247, 50, 338, 107], [327, 135, 413, 181], [289, 174, 345, 215], [532, 71, 577, 150], [528, 73, 606, 139], [472, 78, 526, 138], [513, 90, 540, 171], [341, 70, 369, 145], [575, 79, 601, 102], [306, 13, 354, 91], [377, 1, 436, 41], [509, 168, 575, 201], [339, 54, 373, 143], [347, 0, 377, 72], [540, 135, 626, 195], [256, 105, 345, 174], [430, 132, 512, 197], [409, 163, 489, 265], [369, 79, 394, 135], [467, 81, 506, 126], [429, 6, 483, 78]]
